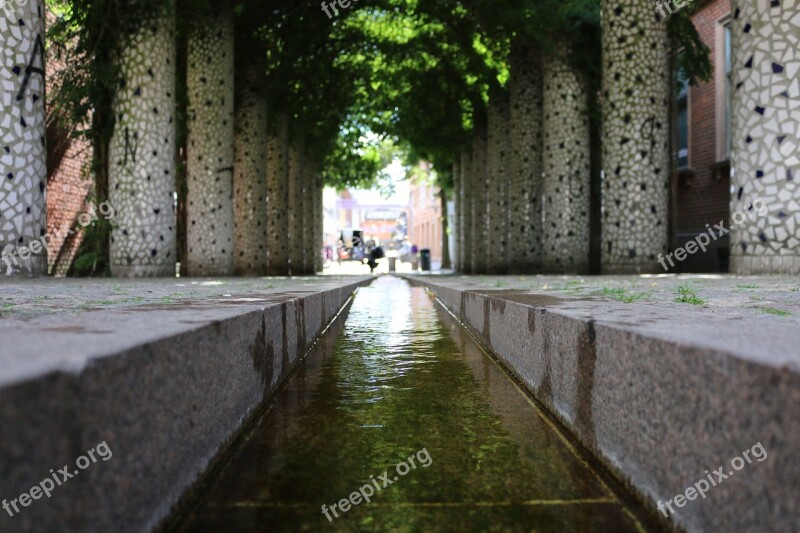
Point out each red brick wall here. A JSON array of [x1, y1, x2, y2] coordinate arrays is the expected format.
[[408, 180, 443, 263], [675, 0, 731, 272], [46, 139, 92, 276], [45, 9, 94, 276]]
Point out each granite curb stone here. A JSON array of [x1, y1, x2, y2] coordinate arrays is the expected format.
[[400, 274, 800, 532], [0, 276, 372, 532]]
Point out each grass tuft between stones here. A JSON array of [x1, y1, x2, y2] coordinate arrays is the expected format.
[[675, 285, 705, 305]]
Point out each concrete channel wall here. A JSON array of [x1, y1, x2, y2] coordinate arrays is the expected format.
[[0, 277, 372, 532], [401, 274, 800, 533]]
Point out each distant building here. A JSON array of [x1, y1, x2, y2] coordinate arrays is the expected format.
[[672, 0, 732, 272], [407, 168, 443, 265], [45, 8, 94, 276], [332, 189, 406, 246], [322, 186, 339, 252], [361, 209, 404, 244]]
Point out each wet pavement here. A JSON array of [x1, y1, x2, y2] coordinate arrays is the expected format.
[[171, 276, 655, 532]]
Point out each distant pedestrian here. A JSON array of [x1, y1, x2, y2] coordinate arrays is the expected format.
[[366, 240, 384, 273]]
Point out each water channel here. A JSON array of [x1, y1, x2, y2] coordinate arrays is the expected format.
[[172, 276, 655, 532]]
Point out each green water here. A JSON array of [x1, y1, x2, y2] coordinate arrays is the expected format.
[[173, 277, 653, 532]]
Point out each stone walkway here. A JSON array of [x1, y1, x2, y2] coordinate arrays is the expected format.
[[410, 273, 800, 323], [0, 276, 364, 320]]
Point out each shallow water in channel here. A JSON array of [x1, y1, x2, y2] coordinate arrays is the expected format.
[[173, 276, 655, 532]]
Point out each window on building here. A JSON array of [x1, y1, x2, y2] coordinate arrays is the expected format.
[[715, 17, 734, 165], [676, 53, 690, 170], [723, 22, 733, 159]]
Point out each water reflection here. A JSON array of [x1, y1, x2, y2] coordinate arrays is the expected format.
[[174, 277, 654, 532]]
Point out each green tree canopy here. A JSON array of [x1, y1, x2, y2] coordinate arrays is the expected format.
[[49, 0, 710, 195]]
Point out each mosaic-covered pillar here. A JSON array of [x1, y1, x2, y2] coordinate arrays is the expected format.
[[109, 8, 177, 277], [313, 173, 324, 273], [0, 1, 46, 276], [452, 160, 461, 271], [600, 0, 670, 273], [301, 158, 315, 275], [471, 123, 488, 274], [313, 162, 323, 274], [486, 93, 510, 274], [542, 48, 591, 273], [185, 10, 235, 276], [233, 64, 268, 276], [730, 1, 800, 274], [460, 150, 473, 274], [267, 111, 289, 275], [287, 136, 305, 275], [508, 40, 544, 274], [301, 146, 318, 275]]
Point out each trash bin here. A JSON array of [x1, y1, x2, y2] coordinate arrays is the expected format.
[[420, 249, 431, 271], [388, 257, 397, 272]]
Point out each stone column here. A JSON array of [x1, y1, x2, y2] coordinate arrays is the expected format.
[[542, 48, 591, 273], [729, 1, 800, 274], [460, 150, 472, 273], [109, 7, 177, 277], [233, 64, 268, 276], [487, 93, 510, 274], [508, 41, 544, 273], [0, 0, 46, 276], [301, 158, 317, 275], [471, 123, 488, 274], [600, 0, 670, 273], [267, 111, 289, 275], [313, 173, 324, 273], [452, 160, 461, 272], [185, 10, 235, 276], [287, 135, 305, 275]]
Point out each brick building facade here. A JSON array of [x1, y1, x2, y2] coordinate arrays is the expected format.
[[45, 10, 94, 276], [45, 132, 92, 276], [408, 173, 443, 264], [672, 0, 732, 272]]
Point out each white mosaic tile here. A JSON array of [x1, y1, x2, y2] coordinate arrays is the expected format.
[[266, 111, 289, 275], [731, 0, 800, 274], [0, 1, 46, 276], [109, 9, 177, 277], [233, 64, 268, 275], [487, 93, 510, 274], [542, 46, 590, 273], [186, 11, 235, 276], [508, 42, 544, 272], [600, 0, 670, 273]]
